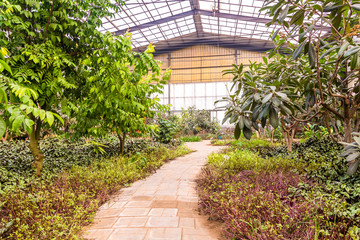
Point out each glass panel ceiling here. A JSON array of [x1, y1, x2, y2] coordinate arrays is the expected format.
[[99, 0, 277, 49]]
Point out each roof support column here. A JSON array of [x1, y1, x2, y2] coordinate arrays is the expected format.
[[167, 52, 171, 114]]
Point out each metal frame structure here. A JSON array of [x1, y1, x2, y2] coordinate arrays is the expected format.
[[99, 0, 281, 54]]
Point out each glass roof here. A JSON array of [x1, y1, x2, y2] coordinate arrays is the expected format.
[[99, 0, 277, 51]]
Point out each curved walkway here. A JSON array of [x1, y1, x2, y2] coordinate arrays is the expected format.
[[83, 140, 223, 240]]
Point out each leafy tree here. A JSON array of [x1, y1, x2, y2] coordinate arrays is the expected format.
[[219, 0, 360, 154], [0, 0, 123, 175], [70, 38, 170, 154], [262, 0, 360, 143]]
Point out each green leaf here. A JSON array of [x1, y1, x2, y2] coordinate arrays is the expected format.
[[53, 113, 64, 125], [271, 28, 281, 41], [323, 4, 343, 12], [347, 159, 359, 175], [262, 93, 273, 104], [238, 116, 244, 130], [23, 118, 34, 133], [259, 104, 270, 119], [293, 41, 307, 60], [299, 25, 314, 40], [290, 9, 305, 25], [319, 46, 338, 59], [269, 106, 279, 129], [222, 113, 231, 125], [346, 152, 360, 162], [278, 5, 289, 23], [261, 117, 266, 128], [252, 121, 259, 131], [244, 117, 252, 129], [275, 92, 290, 102], [338, 40, 350, 57], [354, 136, 360, 146], [350, 52, 359, 70], [252, 106, 260, 121], [0, 87, 8, 103], [12, 115, 25, 131], [344, 47, 360, 58], [351, 4, 360, 11], [0, 118, 6, 138], [46, 112, 54, 126], [0, 59, 12, 74], [279, 104, 292, 115], [234, 122, 241, 140], [308, 43, 316, 68], [39, 109, 46, 120], [243, 126, 252, 140]]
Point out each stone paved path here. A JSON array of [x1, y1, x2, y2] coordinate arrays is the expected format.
[[83, 141, 223, 240]]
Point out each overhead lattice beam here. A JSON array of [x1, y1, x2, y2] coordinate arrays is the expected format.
[[189, 0, 203, 37], [114, 8, 331, 36], [113, 10, 194, 35]]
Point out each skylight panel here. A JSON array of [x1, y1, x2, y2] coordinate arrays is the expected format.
[[199, 0, 214, 11]]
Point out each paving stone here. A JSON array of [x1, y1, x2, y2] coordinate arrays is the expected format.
[[148, 208, 164, 216], [146, 216, 179, 227], [179, 217, 195, 229], [83, 229, 114, 240], [125, 201, 152, 208], [108, 228, 148, 240], [91, 217, 119, 229], [113, 217, 148, 228], [83, 141, 223, 240], [95, 209, 123, 219], [162, 208, 178, 217], [119, 207, 151, 217], [145, 228, 182, 240]]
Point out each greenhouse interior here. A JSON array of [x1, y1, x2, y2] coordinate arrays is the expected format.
[[0, 0, 360, 239]]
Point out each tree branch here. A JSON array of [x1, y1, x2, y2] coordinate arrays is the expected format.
[[43, 1, 55, 43]]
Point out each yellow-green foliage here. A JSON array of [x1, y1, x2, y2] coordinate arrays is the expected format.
[[207, 149, 299, 173], [211, 137, 281, 149]]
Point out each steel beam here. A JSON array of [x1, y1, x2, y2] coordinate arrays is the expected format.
[[114, 8, 331, 36], [113, 10, 194, 35], [189, 0, 204, 36]]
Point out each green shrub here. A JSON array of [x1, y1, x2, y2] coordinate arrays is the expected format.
[[207, 149, 299, 173], [180, 136, 202, 142], [155, 117, 180, 144], [179, 106, 220, 135], [211, 137, 281, 149], [0, 144, 192, 239]]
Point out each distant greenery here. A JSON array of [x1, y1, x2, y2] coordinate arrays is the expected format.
[[198, 137, 360, 239], [0, 138, 191, 239], [155, 116, 180, 144], [179, 106, 220, 135], [211, 137, 281, 149], [180, 136, 202, 142]]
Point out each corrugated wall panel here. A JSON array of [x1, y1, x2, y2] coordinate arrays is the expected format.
[[155, 45, 266, 84]]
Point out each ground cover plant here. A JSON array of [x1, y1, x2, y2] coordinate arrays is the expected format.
[[180, 135, 202, 142], [198, 137, 360, 239], [211, 136, 281, 149], [0, 137, 191, 239]]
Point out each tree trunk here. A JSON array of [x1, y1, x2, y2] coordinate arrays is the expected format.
[[29, 120, 44, 176], [1, 131, 8, 143], [287, 133, 293, 152], [117, 132, 127, 155], [343, 118, 353, 143]]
